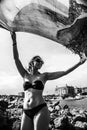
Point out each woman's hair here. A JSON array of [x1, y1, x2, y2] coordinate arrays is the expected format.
[[28, 55, 44, 72]]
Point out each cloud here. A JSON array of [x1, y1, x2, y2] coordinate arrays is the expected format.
[[0, 71, 23, 94]]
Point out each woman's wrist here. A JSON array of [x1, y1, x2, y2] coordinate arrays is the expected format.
[[13, 42, 16, 46]]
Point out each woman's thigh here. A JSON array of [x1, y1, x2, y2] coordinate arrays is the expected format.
[[34, 106, 50, 130], [21, 112, 34, 130]]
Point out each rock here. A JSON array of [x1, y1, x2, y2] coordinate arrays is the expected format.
[[73, 114, 87, 123], [75, 121, 87, 130], [12, 120, 21, 130]]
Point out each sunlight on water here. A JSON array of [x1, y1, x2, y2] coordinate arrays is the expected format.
[[60, 97, 87, 110]]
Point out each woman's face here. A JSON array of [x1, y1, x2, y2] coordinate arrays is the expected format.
[[33, 59, 43, 69]]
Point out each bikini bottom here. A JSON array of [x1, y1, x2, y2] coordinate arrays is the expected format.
[[23, 103, 47, 120]]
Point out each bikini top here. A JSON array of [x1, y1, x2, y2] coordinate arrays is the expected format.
[[23, 80, 44, 91]]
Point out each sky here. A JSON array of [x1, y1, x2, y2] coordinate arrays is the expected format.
[[0, 0, 87, 95]]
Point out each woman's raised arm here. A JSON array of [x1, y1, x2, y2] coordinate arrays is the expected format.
[[10, 32, 27, 78], [45, 53, 87, 80]]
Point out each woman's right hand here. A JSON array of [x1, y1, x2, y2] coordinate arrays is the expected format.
[[80, 53, 87, 64]]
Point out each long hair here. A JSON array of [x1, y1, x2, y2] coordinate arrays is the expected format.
[[28, 55, 44, 73]]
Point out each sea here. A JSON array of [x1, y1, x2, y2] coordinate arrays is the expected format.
[[59, 97, 87, 110]]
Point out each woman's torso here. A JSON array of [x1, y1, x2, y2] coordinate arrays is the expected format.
[[23, 73, 46, 109]]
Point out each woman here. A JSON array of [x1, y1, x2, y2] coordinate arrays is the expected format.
[[11, 32, 86, 130]]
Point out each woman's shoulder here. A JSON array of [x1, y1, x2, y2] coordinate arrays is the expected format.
[[23, 71, 31, 80], [40, 72, 48, 81]]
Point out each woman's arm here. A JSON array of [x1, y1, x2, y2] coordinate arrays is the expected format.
[[45, 54, 86, 80], [11, 32, 27, 78]]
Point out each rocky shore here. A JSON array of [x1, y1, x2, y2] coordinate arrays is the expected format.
[[0, 95, 87, 130]]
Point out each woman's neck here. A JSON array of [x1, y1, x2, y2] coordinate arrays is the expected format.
[[30, 68, 39, 75]]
